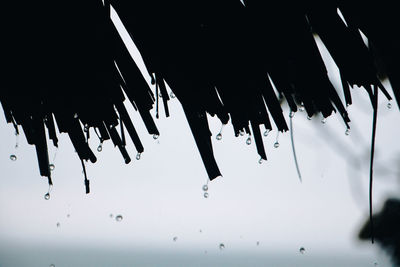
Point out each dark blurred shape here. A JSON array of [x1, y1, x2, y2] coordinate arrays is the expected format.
[[359, 198, 400, 266]]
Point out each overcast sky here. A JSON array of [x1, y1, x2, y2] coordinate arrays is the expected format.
[[0, 7, 399, 267]]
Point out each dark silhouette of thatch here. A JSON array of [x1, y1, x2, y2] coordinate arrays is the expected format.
[[1, 0, 399, 240]]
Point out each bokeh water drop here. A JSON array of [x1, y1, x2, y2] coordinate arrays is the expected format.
[[299, 247, 305, 254], [274, 142, 280, 148], [173, 236, 178, 242], [115, 215, 123, 222], [10, 154, 17, 161], [219, 243, 225, 250]]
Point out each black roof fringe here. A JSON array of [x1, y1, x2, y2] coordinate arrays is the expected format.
[[1, 0, 399, 242]]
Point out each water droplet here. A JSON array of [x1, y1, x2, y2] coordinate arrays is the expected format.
[[170, 92, 176, 98], [321, 118, 327, 124], [274, 142, 280, 148], [173, 236, 178, 242], [10, 154, 17, 161], [289, 111, 295, 118], [387, 101, 392, 109], [49, 164, 55, 171], [299, 104, 305, 112], [258, 158, 263, 164], [216, 133, 222, 141], [136, 153, 141, 160], [44, 193, 50, 200], [299, 247, 305, 254], [50, 264, 55, 267], [203, 192, 209, 198], [246, 137, 251, 145], [97, 144, 102, 152], [202, 185, 208, 191], [345, 128, 350, 136], [307, 116, 312, 120], [239, 131, 244, 136], [153, 134, 159, 140], [73, 113, 78, 119], [115, 215, 123, 222], [219, 243, 225, 250], [56, 222, 60, 228], [346, 103, 350, 107], [263, 130, 270, 137], [256, 241, 260, 246]]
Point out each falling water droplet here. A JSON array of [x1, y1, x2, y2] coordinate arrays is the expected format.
[[202, 185, 208, 191], [136, 153, 141, 160], [264, 130, 270, 137], [153, 134, 159, 140], [274, 142, 280, 148], [203, 192, 209, 198], [216, 133, 222, 140], [56, 222, 60, 228], [299, 247, 305, 254], [307, 116, 312, 120], [10, 154, 17, 161], [345, 128, 351, 136], [321, 118, 327, 124], [97, 144, 102, 152], [387, 101, 392, 109], [115, 215, 123, 222], [289, 111, 295, 118], [246, 137, 251, 145], [173, 236, 178, 242], [258, 158, 263, 164], [219, 243, 225, 250], [49, 164, 55, 171], [170, 92, 176, 98], [44, 193, 50, 200]]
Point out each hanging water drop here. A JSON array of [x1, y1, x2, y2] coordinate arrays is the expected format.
[[44, 192, 50, 200], [216, 133, 222, 140], [204, 192, 209, 198], [97, 144, 103, 152], [246, 137, 251, 145], [153, 134, 159, 140], [299, 247, 305, 254], [202, 184, 208, 191], [289, 111, 295, 118], [258, 158, 263, 164], [219, 243, 225, 250], [173, 236, 178, 242], [321, 118, 327, 124], [387, 101, 392, 109], [239, 131, 244, 136], [10, 154, 17, 161], [170, 92, 176, 98], [49, 164, 55, 171], [115, 215, 123, 222], [274, 142, 280, 148], [299, 104, 305, 112], [307, 116, 312, 120], [345, 128, 351, 136], [136, 153, 141, 160]]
